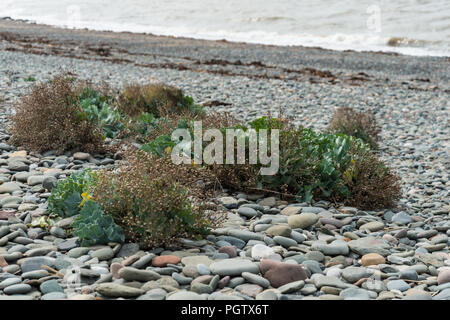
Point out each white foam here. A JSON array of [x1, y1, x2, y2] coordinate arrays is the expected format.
[[0, 0, 448, 57]]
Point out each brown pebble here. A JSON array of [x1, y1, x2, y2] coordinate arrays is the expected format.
[[152, 255, 181, 267]]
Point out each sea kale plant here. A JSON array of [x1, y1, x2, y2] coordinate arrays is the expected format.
[[72, 199, 125, 246], [79, 87, 126, 139], [47, 169, 97, 218], [257, 116, 399, 208], [47, 169, 125, 245], [142, 113, 400, 209]]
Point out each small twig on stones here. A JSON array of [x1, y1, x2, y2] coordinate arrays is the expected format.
[[431, 291, 440, 297], [246, 187, 296, 198], [353, 277, 369, 286], [41, 264, 64, 278]]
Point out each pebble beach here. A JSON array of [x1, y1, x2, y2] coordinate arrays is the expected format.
[[0, 19, 449, 300]]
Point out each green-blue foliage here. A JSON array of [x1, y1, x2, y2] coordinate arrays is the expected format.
[[47, 170, 97, 218], [72, 200, 125, 246], [79, 88, 125, 139]]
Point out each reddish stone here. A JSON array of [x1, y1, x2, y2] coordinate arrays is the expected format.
[[259, 259, 307, 288], [110, 262, 124, 280], [218, 276, 230, 289], [259, 259, 279, 274], [0, 210, 16, 220], [152, 255, 181, 267], [0, 255, 8, 268], [236, 284, 263, 298], [437, 270, 450, 285], [218, 246, 237, 258]]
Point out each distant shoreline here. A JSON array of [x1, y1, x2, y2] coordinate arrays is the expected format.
[[1, 16, 448, 59], [0, 18, 449, 91]]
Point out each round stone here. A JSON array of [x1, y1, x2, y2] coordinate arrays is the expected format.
[[305, 251, 325, 262], [137, 288, 167, 300], [172, 272, 193, 285], [387, 279, 410, 292], [110, 262, 124, 279], [218, 246, 237, 258], [235, 284, 263, 298], [359, 221, 385, 232], [190, 282, 213, 294], [40, 279, 63, 294], [27, 176, 45, 186], [348, 237, 391, 256], [340, 288, 372, 300], [400, 269, 418, 281], [152, 255, 181, 267], [260, 259, 307, 288], [116, 243, 140, 258], [237, 207, 258, 218], [20, 257, 56, 273], [265, 225, 292, 237], [287, 213, 319, 229], [41, 292, 68, 300], [0, 182, 22, 194], [57, 238, 79, 251], [95, 283, 144, 298], [273, 236, 298, 248], [197, 264, 211, 275], [326, 267, 342, 278], [251, 244, 275, 261], [437, 270, 450, 285], [50, 226, 66, 238], [167, 291, 206, 300], [42, 176, 57, 191], [361, 253, 386, 266], [118, 267, 161, 282], [280, 207, 302, 216], [341, 267, 372, 283], [256, 290, 279, 300], [258, 197, 277, 207], [277, 280, 305, 294], [4, 284, 32, 295], [90, 247, 114, 261], [181, 255, 214, 267], [182, 265, 199, 278], [316, 240, 349, 256], [217, 276, 230, 289], [242, 272, 270, 288], [0, 277, 22, 289], [209, 258, 259, 276], [73, 152, 90, 160], [391, 212, 413, 225]]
